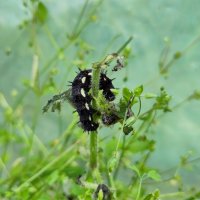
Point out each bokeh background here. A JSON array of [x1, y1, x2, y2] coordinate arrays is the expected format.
[[1, 0, 200, 198]]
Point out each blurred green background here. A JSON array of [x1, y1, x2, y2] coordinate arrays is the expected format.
[[1, 0, 200, 197]]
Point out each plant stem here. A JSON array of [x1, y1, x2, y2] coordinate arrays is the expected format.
[[71, 0, 89, 37], [90, 64, 101, 169], [135, 177, 142, 200], [117, 36, 133, 54], [89, 36, 133, 169], [90, 132, 98, 169]]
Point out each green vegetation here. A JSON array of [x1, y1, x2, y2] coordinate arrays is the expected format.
[[0, 0, 200, 199]]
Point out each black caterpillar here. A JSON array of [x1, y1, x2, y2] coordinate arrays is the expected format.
[[71, 69, 116, 132]]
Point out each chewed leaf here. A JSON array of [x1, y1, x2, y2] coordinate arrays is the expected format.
[[42, 90, 73, 113]]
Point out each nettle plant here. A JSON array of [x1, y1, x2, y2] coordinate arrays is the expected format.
[[43, 38, 171, 199]]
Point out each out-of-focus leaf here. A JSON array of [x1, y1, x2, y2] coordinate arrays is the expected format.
[[125, 116, 136, 126], [123, 125, 133, 135], [34, 2, 48, 24], [144, 189, 160, 200], [153, 87, 171, 112], [108, 153, 119, 173], [188, 90, 200, 101], [129, 164, 140, 177], [123, 87, 133, 101], [147, 170, 161, 181], [127, 136, 155, 153], [134, 85, 143, 97], [144, 93, 157, 99]]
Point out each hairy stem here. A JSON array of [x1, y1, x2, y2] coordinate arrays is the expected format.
[[89, 36, 133, 170], [90, 64, 101, 169], [117, 36, 133, 54], [90, 132, 98, 169]]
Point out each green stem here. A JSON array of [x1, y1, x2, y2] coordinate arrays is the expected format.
[[91, 65, 101, 102], [160, 192, 185, 198], [71, 0, 89, 37], [117, 36, 133, 54], [90, 132, 98, 169], [135, 177, 142, 200], [90, 64, 101, 169]]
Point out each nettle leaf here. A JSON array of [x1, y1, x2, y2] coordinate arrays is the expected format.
[[122, 47, 132, 58], [42, 90, 72, 113], [173, 51, 182, 60], [110, 88, 119, 96], [108, 153, 119, 173], [188, 90, 200, 101], [127, 136, 155, 153], [34, 2, 48, 24], [98, 190, 104, 200], [96, 90, 116, 115], [71, 182, 86, 196], [144, 189, 160, 200], [144, 194, 154, 200], [97, 90, 109, 109], [123, 125, 134, 135], [119, 89, 135, 118], [125, 116, 136, 126], [123, 87, 133, 101], [153, 87, 171, 112], [147, 170, 161, 181], [134, 85, 143, 97], [119, 98, 128, 118], [129, 164, 141, 177], [144, 93, 157, 99], [123, 116, 136, 135]]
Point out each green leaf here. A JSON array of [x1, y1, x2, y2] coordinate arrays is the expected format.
[[119, 98, 128, 118], [97, 190, 104, 200], [128, 164, 140, 177], [123, 125, 133, 135], [122, 47, 131, 58], [144, 93, 157, 99], [35, 2, 48, 24], [134, 85, 143, 96], [127, 136, 155, 153], [125, 116, 136, 126], [108, 154, 119, 173], [110, 88, 119, 96], [173, 51, 182, 59], [153, 87, 171, 112], [123, 87, 133, 100], [143, 194, 154, 200], [144, 190, 160, 200], [188, 90, 200, 100], [147, 170, 161, 181]]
